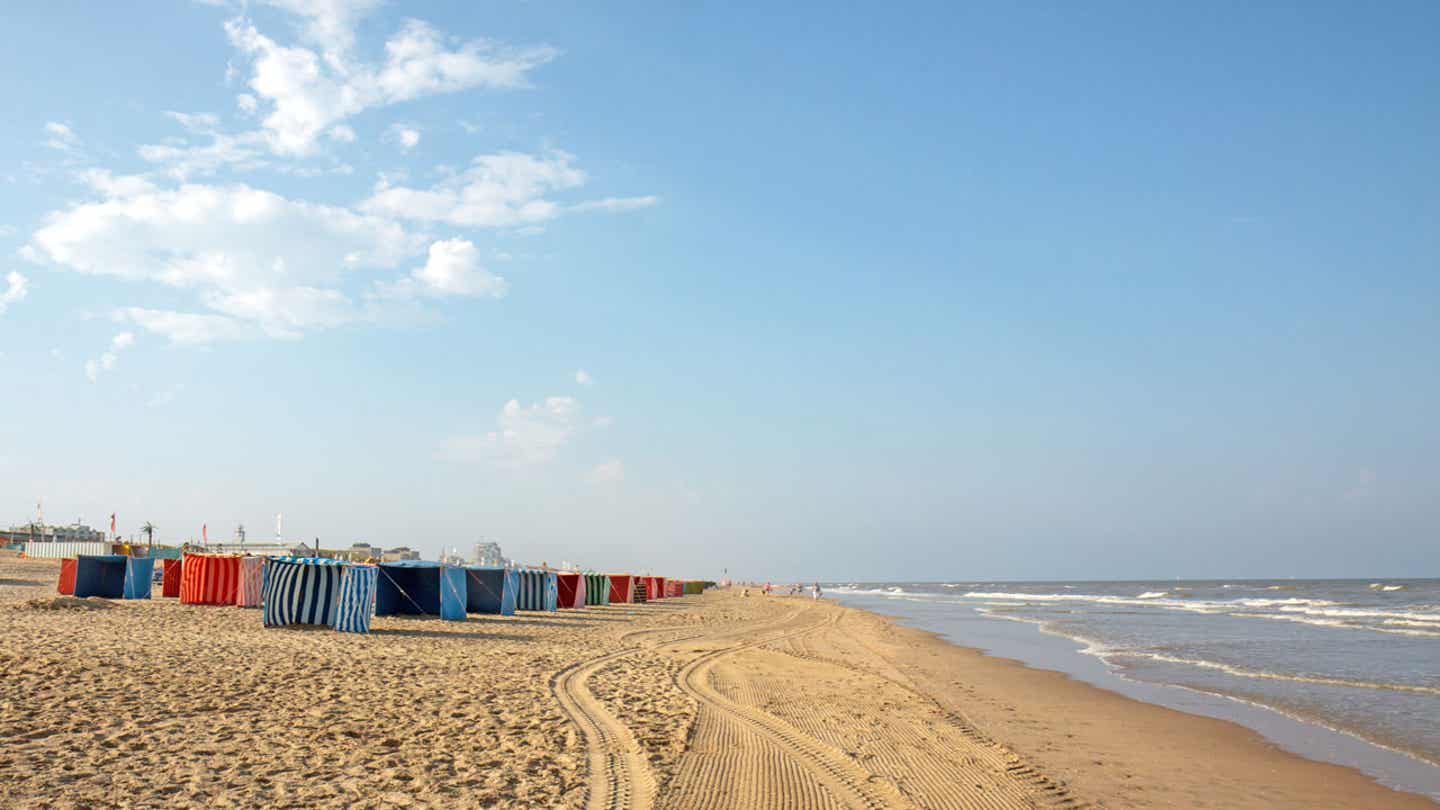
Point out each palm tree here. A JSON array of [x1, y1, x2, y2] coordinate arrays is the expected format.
[[140, 522, 156, 550]]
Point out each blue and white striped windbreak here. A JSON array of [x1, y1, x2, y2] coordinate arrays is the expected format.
[[262, 557, 345, 629], [517, 568, 548, 611], [332, 565, 378, 633]]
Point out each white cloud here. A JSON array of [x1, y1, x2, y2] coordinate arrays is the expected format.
[[236, 93, 259, 114], [163, 111, 221, 133], [222, 16, 556, 157], [85, 331, 136, 382], [373, 239, 507, 300], [387, 124, 421, 152], [587, 459, 625, 484], [256, 0, 384, 54], [362, 150, 585, 228], [574, 369, 594, 386], [116, 308, 256, 344], [26, 181, 422, 342], [592, 415, 614, 429], [440, 396, 585, 465], [409, 238, 505, 298], [138, 130, 271, 179], [0, 271, 28, 315], [44, 122, 80, 152], [327, 124, 357, 143], [77, 169, 158, 198], [570, 196, 660, 214], [362, 151, 658, 229]]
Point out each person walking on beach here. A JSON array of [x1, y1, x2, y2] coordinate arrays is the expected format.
[[812, 582, 822, 600]]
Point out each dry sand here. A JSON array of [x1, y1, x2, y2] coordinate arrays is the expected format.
[[0, 557, 1432, 809]]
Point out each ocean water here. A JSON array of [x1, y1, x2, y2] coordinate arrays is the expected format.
[[827, 579, 1440, 799]]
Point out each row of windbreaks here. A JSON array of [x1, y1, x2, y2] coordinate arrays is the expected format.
[[56, 553, 712, 634]]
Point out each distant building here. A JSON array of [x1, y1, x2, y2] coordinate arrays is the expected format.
[[472, 541, 507, 567], [345, 542, 380, 561], [2, 522, 105, 544], [202, 542, 313, 557], [382, 546, 420, 562]]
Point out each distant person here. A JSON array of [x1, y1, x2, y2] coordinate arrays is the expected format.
[[812, 582, 822, 600]]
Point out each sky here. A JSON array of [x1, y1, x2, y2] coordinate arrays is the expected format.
[[1, 1, 1437, 581]]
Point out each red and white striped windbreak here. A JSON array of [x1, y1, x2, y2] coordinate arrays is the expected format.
[[235, 556, 264, 607], [180, 553, 241, 605]]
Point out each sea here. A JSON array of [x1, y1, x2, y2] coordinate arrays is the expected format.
[[826, 579, 1440, 801]]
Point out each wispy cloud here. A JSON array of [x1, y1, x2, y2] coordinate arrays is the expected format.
[[43, 122, 81, 153], [84, 331, 135, 382], [386, 123, 421, 152], [439, 396, 588, 465], [0, 271, 28, 315]]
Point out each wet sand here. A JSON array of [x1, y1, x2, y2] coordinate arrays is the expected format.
[[0, 557, 1432, 808]]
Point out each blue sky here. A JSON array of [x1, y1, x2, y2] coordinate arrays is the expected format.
[[1, 1, 1437, 580]]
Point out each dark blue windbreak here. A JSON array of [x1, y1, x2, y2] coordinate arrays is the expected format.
[[73, 555, 127, 598], [72, 555, 153, 599], [464, 566, 518, 615], [375, 561, 466, 621]]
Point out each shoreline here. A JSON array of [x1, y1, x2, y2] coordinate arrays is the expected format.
[[828, 594, 1440, 808]]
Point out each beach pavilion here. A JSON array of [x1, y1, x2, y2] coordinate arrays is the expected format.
[[261, 556, 377, 633], [556, 572, 586, 609], [463, 566, 518, 615], [515, 568, 559, 611], [608, 574, 636, 604], [58, 555, 155, 599], [180, 553, 242, 605], [585, 573, 611, 605], [374, 560, 467, 621]]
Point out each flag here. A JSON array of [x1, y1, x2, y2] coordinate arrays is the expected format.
[[110, 513, 116, 535], [203, 523, 208, 543]]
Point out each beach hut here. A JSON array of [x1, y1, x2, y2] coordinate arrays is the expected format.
[[634, 578, 649, 603], [180, 553, 242, 605], [57, 559, 77, 595], [161, 558, 182, 597], [585, 573, 610, 605], [262, 557, 376, 633], [556, 572, 586, 609], [375, 561, 466, 621], [235, 556, 265, 607], [665, 579, 684, 598], [69, 555, 155, 599], [463, 566, 518, 615], [608, 574, 635, 604], [514, 568, 560, 612], [683, 580, 705, 595], [651, 576, 667, 600]]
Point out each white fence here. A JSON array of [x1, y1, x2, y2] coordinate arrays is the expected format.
[[24, 541, 112, 559]]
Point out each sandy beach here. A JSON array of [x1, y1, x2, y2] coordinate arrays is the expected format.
[[0, 557, 1432, 809]]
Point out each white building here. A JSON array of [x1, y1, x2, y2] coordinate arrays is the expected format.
[[472, 541, 507, 567]]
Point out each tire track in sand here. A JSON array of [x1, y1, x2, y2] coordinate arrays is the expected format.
[[552, 624, 707, 810], [553, 611, 805, 810], [659, 606, 916, 810]]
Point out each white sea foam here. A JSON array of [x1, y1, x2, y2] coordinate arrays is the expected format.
[[1137, 591, 1168, 599], [1118, 652, 1440, 696], [1278, 605, 1440, 624], [1235, 611, 1440, 639]]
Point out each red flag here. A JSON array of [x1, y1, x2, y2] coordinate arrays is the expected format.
[[202, 523, 207, 543], [110, 513, 116, 534]]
